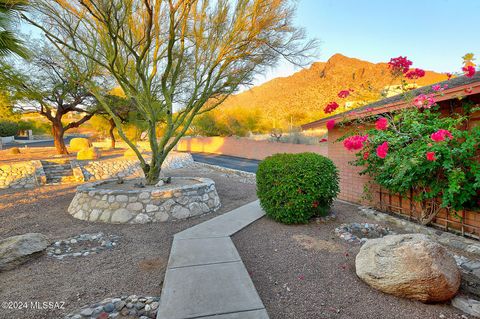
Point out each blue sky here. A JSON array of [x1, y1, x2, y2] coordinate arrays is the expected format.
[[256, 0, 480, 85]]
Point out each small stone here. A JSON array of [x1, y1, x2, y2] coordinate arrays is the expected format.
[[126, 302, 133, 309], [126, 202, 143, 211], [80, 307, 94, 317], [103, 303, 115, 313], [146, 204, 159, 213], [114, 300, 126, 311], [150, 302, 159, 310], [111, 208, 133, 223], [134, 302, 145, 310], [54, 248, 62, 254]]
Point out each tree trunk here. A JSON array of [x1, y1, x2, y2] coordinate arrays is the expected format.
[[52, 121, 68, 155], [144, 152, 165, 185], [108, 118, 116, 149]]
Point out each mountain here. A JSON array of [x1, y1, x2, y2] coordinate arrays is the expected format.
[[213, 54, 447, 131]]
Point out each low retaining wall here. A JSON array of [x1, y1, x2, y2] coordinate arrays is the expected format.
[[0, 152, 193, 189], [72, 151, 194, 182], [176, 136, 328, 160], [68, 177, 221, 224], [0, 160, 45, 189]]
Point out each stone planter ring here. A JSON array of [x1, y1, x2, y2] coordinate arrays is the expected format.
[[68, 177, 221, 224]]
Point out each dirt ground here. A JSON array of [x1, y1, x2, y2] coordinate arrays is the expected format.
[[0, 166, 257, 319], [233, 201, 468, 319]]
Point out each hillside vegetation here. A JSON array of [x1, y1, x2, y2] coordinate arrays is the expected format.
[[192, 54, 447, 136]]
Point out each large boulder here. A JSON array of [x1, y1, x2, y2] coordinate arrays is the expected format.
[[0, 233, 48, 271], [355, 233, 460, 303]]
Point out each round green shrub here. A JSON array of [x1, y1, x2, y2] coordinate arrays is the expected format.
[[0, 121, 19, 137], [256, 152, 339, 224]]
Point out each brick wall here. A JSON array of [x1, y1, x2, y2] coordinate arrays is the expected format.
[[327, 126, 374, 205], [176, 136, 328, 160]]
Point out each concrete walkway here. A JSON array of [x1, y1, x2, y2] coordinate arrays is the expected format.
[[157, 200, 269, 319]]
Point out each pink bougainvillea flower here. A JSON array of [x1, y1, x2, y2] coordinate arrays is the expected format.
[[337, 90, 351, 98], [446, 72, 453, 80], [388, 56, 412, 75], [431, 129, 453, 142], [405, 68, 426, 79], [432, 84, 449, 93], [343, 135, 368, 151], [324, 101, 339, 114], [326, 119, 335, 130], [375, 117, 388, 130], [463, 65, 476, 78], [413, 93, 436, 109], [376, 142, 389, 159], [363, 152, 369, 160], [319, 138, 328, 143], [426, 152, 436, 161]]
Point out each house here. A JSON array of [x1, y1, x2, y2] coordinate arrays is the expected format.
[[301, 73, 480, 238]]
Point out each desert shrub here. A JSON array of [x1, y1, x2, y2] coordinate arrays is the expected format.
[[17, 120, 51, 135], [70, 137, 91, 151], [77, 147, 100, 160], [9, 147, 20, 154], [0, 121, 19, 137], [256, 152, 339, 224]]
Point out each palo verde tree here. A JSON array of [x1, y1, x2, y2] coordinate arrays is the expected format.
[[1, 43, 99, 154], [25, 0, 316, 184]]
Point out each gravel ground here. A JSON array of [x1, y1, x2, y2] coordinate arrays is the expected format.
[[232, 201, 467, 319], [0, 166, 257, 319]]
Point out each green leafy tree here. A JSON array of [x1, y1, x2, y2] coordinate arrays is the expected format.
[[24, 0, 317, 184], [1, 43, 99, 154]]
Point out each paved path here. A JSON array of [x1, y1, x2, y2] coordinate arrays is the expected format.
[[190, 153, 259, 173], [157, 200, 268, 319]]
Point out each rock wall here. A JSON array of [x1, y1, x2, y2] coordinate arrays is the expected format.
[[68, 177, 221, 224], [0, 160, 45, 189], [71, 152, 194, 182], [0, 152, 193, 189]]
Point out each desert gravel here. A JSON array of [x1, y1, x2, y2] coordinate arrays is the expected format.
[[233, 201, 468, 319], [0, 166, 256, 319]]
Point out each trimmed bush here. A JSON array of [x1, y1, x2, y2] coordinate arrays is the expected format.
[[0, 121, 19, 137], [70, 137, 91, 151], [77, 147, 100, 160], [256, 152, 339, 224]]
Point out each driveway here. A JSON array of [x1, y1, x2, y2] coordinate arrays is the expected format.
[[190, 152, 259, 173]]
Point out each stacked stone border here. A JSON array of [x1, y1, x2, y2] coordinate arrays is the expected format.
[[0, 160, 45, 189], [0, 152, 193, 189], [192, 162, 256, 184], [358, 205, 480, 255], [68, 177, 221, 224]]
